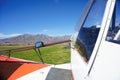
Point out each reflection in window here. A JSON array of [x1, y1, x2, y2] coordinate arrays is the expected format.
[[106, 1, 120, 44], [74, 0, 107, 61]]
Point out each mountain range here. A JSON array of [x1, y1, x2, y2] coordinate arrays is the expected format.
[[0, 34, 71, 45]]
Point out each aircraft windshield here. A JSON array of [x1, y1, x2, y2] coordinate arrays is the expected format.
[[106, 1, 120, 44], [74, 0, 107, 61]]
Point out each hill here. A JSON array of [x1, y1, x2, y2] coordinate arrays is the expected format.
[[0, 34, 71, 45]]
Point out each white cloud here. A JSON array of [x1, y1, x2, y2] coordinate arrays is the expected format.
[[0, 33, 21, 39], [42, 29, 48, 32]]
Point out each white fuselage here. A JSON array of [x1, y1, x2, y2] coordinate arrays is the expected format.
[[71, 0, 120, 80]]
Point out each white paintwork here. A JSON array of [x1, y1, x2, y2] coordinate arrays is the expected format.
[[54, 63, 71, 70], [89, 41, 120, 80], [87, 0, 110, 72], [71, 0, 113, 79], [17, 65, 53, 80], [87, 0, 116, 75], [71, 48, 87, 80], [16, 63, 71, 80], [114, 30, 120, 40], [88, 0, 120, 79], [71, 0, 120, 80]]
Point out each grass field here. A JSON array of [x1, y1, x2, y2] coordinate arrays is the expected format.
[[0, 43, 70, 64]]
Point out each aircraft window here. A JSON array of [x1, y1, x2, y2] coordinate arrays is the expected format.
[[106, 1, 120, 44], [74, 0, 107, 62]]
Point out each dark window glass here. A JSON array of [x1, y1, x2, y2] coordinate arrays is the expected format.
[[75, 0, 107, 61], [106, 1, 120, 44]]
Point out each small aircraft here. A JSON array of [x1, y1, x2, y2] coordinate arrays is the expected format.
[[0, 0, 120, 80], [0, 40, 71, 80]]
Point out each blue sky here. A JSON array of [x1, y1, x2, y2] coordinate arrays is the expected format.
[[0, 0, 88, 39]]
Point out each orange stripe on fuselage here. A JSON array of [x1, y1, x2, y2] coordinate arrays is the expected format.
[[0, 56, 50, 80], [8, 63, 49, 80]]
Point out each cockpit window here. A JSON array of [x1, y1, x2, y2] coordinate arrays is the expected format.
[[106, 1, 120, 44], [74, 0, 107, 62]]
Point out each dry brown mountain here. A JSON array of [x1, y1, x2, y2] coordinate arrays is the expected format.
[[0, 34, 71, 45]]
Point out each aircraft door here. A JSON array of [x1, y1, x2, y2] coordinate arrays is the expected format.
[[88, 1, 120, 80]]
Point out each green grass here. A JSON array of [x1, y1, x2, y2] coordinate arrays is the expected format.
[[0, 43, 70, 64]]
